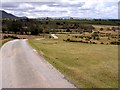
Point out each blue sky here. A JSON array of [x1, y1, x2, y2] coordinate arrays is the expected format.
[[1, 0, 119, 19]]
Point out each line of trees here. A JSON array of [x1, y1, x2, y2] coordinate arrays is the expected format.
[[2, 19, 44, 35], [2, 19, 95, 35]]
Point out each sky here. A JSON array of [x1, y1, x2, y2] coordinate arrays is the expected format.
[[1, 0, 119, 19]]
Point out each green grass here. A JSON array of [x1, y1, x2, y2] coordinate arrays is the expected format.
[[37, 19, 120, 26], [28, 34, 118, 88]]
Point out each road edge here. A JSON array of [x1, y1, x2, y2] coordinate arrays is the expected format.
[[27, 39, 78, 88]]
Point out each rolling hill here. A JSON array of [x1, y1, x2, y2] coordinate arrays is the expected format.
[[0, 10, 28, 19]]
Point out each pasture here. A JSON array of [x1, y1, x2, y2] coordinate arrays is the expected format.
[[28, 34, 118, 88]]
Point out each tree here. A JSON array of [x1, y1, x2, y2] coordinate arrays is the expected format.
[[2, 25, 8, 33], [9, 21, 22, 34], [30, 25, 39, 35], [30, 25, 43, 35], [38, 28, 43, 33]]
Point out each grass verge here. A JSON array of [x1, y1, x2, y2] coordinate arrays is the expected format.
[[28, 34, 118, 88], [0, 38, 13, 47]]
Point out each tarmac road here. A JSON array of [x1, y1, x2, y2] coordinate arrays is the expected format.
[[1, 39, 75, 88]]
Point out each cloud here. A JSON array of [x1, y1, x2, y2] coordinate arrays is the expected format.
[[2, 2, 18, 8], [1, 0, 119, 19]]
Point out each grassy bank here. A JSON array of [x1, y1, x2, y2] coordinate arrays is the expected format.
[[0, 38, 13, 47], [28, 34, 118, 88]]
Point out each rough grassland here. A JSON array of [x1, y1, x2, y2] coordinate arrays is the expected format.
[[0, 38, 13, 47], [28, 35, 118, 88]]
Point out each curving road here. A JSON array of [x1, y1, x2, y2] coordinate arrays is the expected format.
[[1, 39, 75, 88]]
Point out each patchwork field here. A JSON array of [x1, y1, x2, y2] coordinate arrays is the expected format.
[[28, 34, 118, 88]]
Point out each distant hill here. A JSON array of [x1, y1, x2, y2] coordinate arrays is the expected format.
[[0, 10, 18, 19], [0, 10, 28, 19]]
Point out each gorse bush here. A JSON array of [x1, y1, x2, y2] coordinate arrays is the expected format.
[[3, 35, 19, 39], [110, 41, 120, 45]]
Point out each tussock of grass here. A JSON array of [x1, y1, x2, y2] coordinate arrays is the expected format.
[[28, 35, 118, 88]]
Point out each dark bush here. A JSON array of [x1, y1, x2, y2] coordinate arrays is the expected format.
[[100, 28, 104, 31], [3, 36, 8, 39], [89, 41, 92, 44], [92, 42, 97, 44], [66, 38, 70, 41], [110, 41, 120, 45], [100, 42, 104, 44], [3, 35, 19, 39], [75, 36, 78, 38], [49, 36, 52, 38]]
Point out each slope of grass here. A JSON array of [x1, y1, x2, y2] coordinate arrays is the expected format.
[[0, 38, 13, 47], [28, 34, 118, 88]]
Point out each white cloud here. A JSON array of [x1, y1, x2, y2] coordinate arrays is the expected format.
[[35, 4, 69, 12], [1, 0, 119, 19], [2, 0, 119, 2], [18, 3, 34, 9]]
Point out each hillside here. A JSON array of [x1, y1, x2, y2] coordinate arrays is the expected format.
[[0, 10, 28, 19], [0, 10, 18, 19]]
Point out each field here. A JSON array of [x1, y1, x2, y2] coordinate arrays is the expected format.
[[28, 34, 118, 88], [0, 34, 49, 46]]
